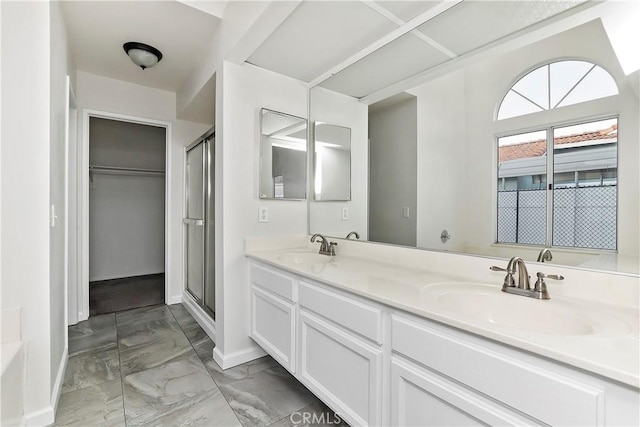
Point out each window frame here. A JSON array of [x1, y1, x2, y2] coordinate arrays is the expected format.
[[494, 114, 619, 252]]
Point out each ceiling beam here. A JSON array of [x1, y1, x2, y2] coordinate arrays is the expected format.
[[307, 0, 463, 88], [360, 0, 606, 105]]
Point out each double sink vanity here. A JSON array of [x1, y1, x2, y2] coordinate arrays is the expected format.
[[245, 235, 639, 426]]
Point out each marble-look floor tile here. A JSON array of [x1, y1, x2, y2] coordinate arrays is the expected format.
[[193, 336, 215, 359], [62, 348, 120, 394], [122, 355, 217, 421], [115, 304, 173, 329], [119, 335, 194, 376], [181, 321, 209, 345], [117, 318, 184, 352], [203, 355, 279, 386], [219, 365, 317, 426], [68, 314, 117, 356], [54, 378, 125, 427], [168, 303, 198, 328], [268, 400, 348, 427], [127, 388, 241, 427]]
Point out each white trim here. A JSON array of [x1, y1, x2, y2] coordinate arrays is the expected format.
[[181, 290, 216, 341], [79, 109, 172, 321], [23, 406, 54, 427], [213, 344, 267, 371], [50, 347, 68, 416]]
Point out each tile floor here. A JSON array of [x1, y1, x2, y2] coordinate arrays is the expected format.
[[55, 304, 346, 427]]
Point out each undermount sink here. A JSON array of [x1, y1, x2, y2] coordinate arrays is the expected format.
[[276, 251, 334, 265], [421, 283, 628, 336]]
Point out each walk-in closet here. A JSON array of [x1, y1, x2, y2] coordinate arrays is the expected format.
[[88, 117, 166, 315]]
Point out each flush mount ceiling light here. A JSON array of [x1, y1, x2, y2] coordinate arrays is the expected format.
[[123, 42, 163, 70]]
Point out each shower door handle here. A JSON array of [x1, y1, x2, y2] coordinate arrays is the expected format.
[[183, 218, 204, 226]]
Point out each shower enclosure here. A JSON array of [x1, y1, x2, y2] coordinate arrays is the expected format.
[[184, 129, 215, 318]]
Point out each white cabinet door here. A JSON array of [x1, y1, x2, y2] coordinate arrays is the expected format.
[[298, 310, 382, 427], [391, 357, 540, 427], [250, 285, 296, 373]]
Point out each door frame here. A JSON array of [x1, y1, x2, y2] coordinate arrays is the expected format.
[[77, 109, 172, 321]]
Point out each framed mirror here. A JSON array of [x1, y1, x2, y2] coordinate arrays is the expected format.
[[259, 108, 307, 200], [307, 2, 640, 275], [313, 122, 351, 201]]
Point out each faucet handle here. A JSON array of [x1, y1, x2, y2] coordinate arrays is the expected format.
[[533, 272, 563, 300], [329, 241, 338, 256], [490, 265, 508, 272]]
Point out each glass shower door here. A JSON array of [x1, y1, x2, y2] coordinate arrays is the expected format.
[[185, 142, 205, 302]]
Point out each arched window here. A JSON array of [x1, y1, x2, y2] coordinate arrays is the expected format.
[[497, 60, 618, 120], [495, 60, 619, 251]]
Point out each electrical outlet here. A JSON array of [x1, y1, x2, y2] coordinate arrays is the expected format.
[[341, 207, 349, 221], [258, 206, 268, 223], [402, 207, 410, 218]]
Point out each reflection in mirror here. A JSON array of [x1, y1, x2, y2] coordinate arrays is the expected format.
[[308, 3, 639, 275], [259, 109, 307, 200], [314, 123, 351, 201]]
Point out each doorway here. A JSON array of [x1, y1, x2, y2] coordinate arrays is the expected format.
[[184, 130, 215, 319], [79, 113, 170, 318]]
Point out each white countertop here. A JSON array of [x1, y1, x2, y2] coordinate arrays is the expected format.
[[246, 242, 639, 388]]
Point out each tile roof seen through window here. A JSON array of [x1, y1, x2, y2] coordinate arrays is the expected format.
[[498, 124, 617, 162]]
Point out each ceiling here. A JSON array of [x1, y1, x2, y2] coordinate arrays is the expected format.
[[246, 0, 588, 99], [61, 1, 221, 92]]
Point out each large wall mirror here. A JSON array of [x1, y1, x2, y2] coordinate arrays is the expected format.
[[313, 122, 351, 201], [308, 1, 639, 275], [259, 108, 307, 200]]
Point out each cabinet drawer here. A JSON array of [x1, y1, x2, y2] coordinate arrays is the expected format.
[[298, 310, 382, 426], [391, 357, 540, 426], [392, 315, 604, 426], [250, 263, 295, 301], [299, 281, 382, 344], [250, 286, 296, 373]]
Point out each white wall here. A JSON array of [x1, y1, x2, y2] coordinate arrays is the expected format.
[[75, 71, 211, 317], [216, 61, 307, 361], [369, 97, 418, 247], [462, 20, 639, 259], [88, 118, 166, 281], [1, 1, 55, 423], [309, 86, 368, 239], [49, 0, 74, 410]]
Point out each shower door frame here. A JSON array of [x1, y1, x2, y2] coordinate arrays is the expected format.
[[183, 129, 216, 319]]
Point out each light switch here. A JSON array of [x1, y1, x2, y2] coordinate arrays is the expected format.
[[341, 207, 349, 221], [258, 206, 268, 223], [51, 204, 58, 228], [402, 207, 410, 218]]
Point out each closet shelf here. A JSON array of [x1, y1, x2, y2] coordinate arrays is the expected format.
[[89, 165, 165, 176]]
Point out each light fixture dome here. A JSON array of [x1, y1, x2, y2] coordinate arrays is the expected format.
[[123, 42, 163, 70]]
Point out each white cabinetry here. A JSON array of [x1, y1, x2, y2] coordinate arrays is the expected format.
[[298, 281, 383, 426], [248, 260, 640, 427], [249, 264, 296, 372]]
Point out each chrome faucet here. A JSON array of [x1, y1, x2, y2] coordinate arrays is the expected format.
[[490, 256, 563, 299], [537, 248, 553, 263], [311, 234, 337, 256], [345, 231, 360, 240]]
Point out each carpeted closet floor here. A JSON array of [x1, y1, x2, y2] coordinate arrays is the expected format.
[[89, 273, 164, 316]]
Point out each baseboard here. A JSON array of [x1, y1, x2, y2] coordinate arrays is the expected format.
[[166, 294, 182, 305], [88, 272, 164, 283], [212, 344, 267, 370], [23, 406, 53, 427], [51, 347, 68, 415], [181, 292, 216, 342]]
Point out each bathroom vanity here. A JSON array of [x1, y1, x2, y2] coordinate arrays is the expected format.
[[246, 236, 639, 426]]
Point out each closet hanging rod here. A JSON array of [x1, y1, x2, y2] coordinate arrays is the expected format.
[[89, 165, 165, 176]]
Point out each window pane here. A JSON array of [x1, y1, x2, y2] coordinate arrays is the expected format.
[[498, 90, 544, 120], [557, 66, 618, 108], [550, 60, 593, 108], [512, 65, 549, 110], [552, 118, 617, 249], [497, 130, 547, 244]]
